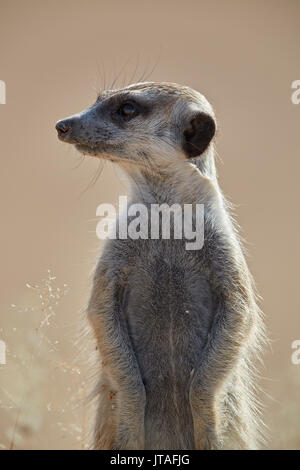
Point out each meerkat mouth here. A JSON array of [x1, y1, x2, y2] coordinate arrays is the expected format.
[[75, 143, 98, 155], [75, 143, 116, 162]]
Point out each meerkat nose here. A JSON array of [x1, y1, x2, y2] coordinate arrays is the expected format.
[[56, 119, 72, 135]]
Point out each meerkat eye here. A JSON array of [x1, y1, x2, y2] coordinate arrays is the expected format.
[[118, 103, 138, 120]]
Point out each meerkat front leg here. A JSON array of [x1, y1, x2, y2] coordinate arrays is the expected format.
[[189, 288, 255, 450], [87, 262, 146, 450], [184, 165, 256, 449]]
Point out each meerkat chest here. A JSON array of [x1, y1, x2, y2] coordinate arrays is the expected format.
[[120, 240, 215, 382]]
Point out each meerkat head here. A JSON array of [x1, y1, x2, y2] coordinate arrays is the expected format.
[[56, 82, 216, 169]]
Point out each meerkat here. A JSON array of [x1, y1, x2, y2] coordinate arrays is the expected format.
[[56, 82, 265, 450]]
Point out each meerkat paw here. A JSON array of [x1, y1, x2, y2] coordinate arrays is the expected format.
[[113, 419, 145, 450], [197, 431, 223, 450], [193, 420, 223, 450], [113, 432, 145, 450]]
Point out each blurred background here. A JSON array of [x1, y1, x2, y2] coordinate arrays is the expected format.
[[0, 0, 299, 449]]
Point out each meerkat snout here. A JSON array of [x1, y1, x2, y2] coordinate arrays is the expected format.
[[56, 82, 216, 164], [56, 118, 73, 139]]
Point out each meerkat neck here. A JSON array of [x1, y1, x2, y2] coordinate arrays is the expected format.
[[121, 148, 219, 206], [193, 145, 218, 179]]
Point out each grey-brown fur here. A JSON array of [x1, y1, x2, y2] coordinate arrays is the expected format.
[[56, 82, 265, 450]]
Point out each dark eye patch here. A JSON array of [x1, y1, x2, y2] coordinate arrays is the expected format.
[[118, 102, 139, 120], [96, 92, 152, 126], [113, 94, 150, 116]]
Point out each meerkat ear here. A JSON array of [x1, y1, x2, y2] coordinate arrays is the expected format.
[[182, 112, 216, 158]]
